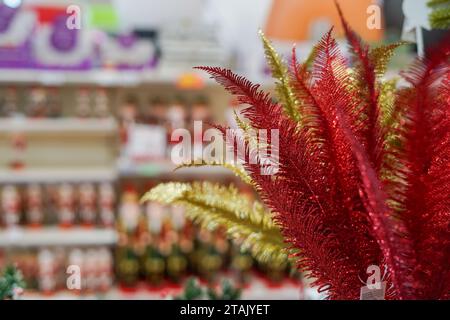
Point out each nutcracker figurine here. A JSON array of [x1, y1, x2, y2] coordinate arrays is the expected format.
[[1, 185, 21, 228], [25, 184, 44, 227], [98, 182, 116, 228], [57, 183, 76, 228], [75, 88, 91, 118], [38, 249, 57, 295], [78, 183, 97, 226]]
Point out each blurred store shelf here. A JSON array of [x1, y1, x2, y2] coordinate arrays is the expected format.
[[0, 69, 211, 87], [0, 227, 118, 247], [0, 118, 118, 134], [118, 160, 233, 178], [21, 276, 306, 300], [0, 69, 274, 89], [0, 168, 117, 183]]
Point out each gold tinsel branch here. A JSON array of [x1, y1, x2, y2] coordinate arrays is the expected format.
[[428, 0, 450, 29], [142, 182, 289, 265], [369, 42, 406, 79], [259, 30, 300, 122], [378, 78, 398, 127], [175, 160, 253, 186]]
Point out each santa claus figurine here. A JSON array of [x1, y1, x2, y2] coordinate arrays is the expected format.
[[98, 182, 115, 228], [1, 185, 21, 228], [25, 184, 44, 227], [78, 183, 97, 227], [57, 184, 76, 228]]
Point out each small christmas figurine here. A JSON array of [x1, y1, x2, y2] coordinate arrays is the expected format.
[[67, 248, 84, 293], [93, 88, 110, 118], [37, 249, 56, 295], [78, 183, 97, 227], [75, 88, 91, 118], [57, 183, 76, 228], [145, 201, 164, 235], [97, 247, 113, 293], [143, 242, 166, 288], [84, 248, 99, 292], [98, 182, 116, 228], [0, 87, 19, 117], [1, 185, 21, 228], [118, 95, 139, 147], [116, 246, 140, 290], [167, 96, 187, 131], [196, 230, 223, 283], [25, 184, 44, 227], [26, 87, 47, 118], [171, 205, 186, 232], [46, 87, 63, 118], [166, 243, 188, 285], [118, 185, 141, 235], [166, 96, 187, 158]]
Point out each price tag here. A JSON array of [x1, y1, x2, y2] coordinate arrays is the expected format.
[[360, 281, 386, 300], [125, 124, 167, 161]]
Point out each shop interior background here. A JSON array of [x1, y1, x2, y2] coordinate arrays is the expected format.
[[0, 0, 446, 300]]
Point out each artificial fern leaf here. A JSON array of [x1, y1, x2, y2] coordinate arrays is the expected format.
[[233, 110, 260, 152], [259, 30, 300, 122], [142, 182, 289, 265], [175, 160, 253, 185], [370, 42, 407, 79], [378, 79, 398, 127], [428, 0, 450, 29]]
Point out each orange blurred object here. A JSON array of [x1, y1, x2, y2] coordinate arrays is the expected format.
[[176, 73, 205, 90], [265, 0, 383, 42]]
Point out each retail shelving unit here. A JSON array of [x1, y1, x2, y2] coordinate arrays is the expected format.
[[0, 227, 118, 248], [0, 65, 258, 298]]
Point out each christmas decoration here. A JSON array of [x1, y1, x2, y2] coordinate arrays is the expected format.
[[173, 277, 241, 300], [144, 1, 450, 300], [428, 0, 450, 29], [143, 182, 288, 266], [0, 265, 25, 300]]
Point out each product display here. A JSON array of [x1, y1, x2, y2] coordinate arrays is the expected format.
[[115, 181, 294, 291], [0, 182, 116, 228], [144, 3, 450, 300], [0, 0, 447, 305]]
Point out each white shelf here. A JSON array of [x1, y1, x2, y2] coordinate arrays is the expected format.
[[0, 118, 118, 134], [0, 68, 274, 88], [21, 276, 310, 300], [0, 168, 117, 183], [0, 69, 213, 87], [0, 227, 117, 247]]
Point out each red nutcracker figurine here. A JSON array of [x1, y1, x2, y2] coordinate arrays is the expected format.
[[98, 182, 115, 228], [78, 183, 97, 227], [25, 184, 44, 227], [57, 183, 76, 228], [1, 185, 21, 228]]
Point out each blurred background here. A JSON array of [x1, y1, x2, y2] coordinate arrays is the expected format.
[[0, 0, 445, 299]]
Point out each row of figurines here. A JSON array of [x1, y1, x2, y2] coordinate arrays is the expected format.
[[0, 86, 213, 124], [0, 181, 244, 231], [0, 182, 116, 228], [115, 227, 297, 290], [0, 246, 113, 295]]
